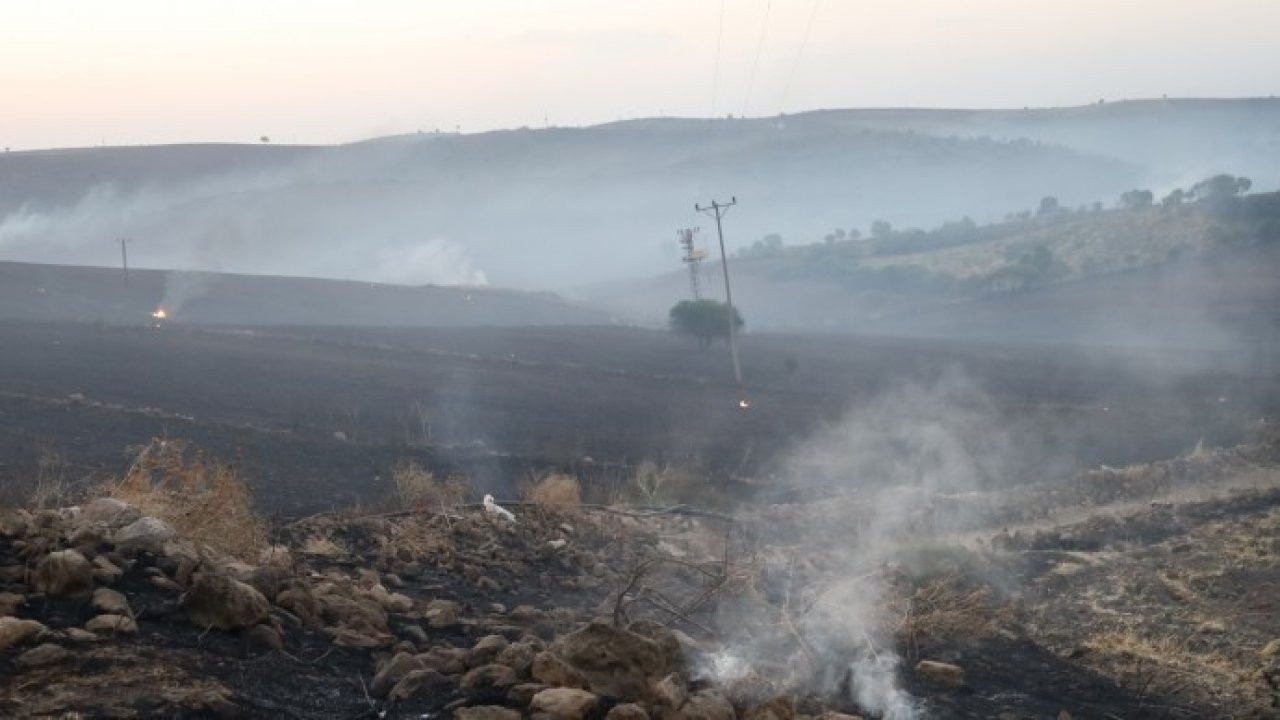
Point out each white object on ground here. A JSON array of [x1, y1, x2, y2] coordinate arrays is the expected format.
[[483, 494, 516, 522]]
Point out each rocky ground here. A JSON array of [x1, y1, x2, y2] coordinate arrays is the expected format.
[[1, 432, 1279, 719]]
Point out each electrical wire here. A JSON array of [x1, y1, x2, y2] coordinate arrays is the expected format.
[[740, 0, 773, 118], [778, 0, 822, 115]]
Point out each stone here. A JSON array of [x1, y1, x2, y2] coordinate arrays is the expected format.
[[113, 516, 178, 555], [275, 587, 322, 626], [508, 682, 550, 706], [0, 617, 46, 651], [460, 663, 519, 693], [78, 498, 141, 530], [181, 572, 269, 631], [16, 642, 70, 668], [151, 576, 185, 592], [92, 555, 124, 584], [497, 641, 537, 677], [419, 645, 469, 675], [424, 598, 463, 628], [547, 622, 686, 699], [92, 587, 131, 616], [454, 707, 521, 720], [64, 628, 103, 643], [675, 689, 735, 720], [244, 623, 283, 651], [400, 624, 429, 646], [606, 704, 649, 720], [532, 650, 588, 689], [0, 508, 31, 538], [745, 696, 795, 720], [915, 660, 965, 690], [652, 673, 688, 710], [85, 613, 139, 636], [331, 628, 393, 648], [387, 669, 451, 702], [0, 592, 25, 616], [1260, 639, 1280, 658], [33, 549, 93, 597], [530, 688, 599, 720], [371, 651, 425, 698], [468, 634, 510, 668]]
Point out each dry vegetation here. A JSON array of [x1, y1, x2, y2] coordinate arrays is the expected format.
[[105, 438, 267, 561], [521, 472, 582, 508], [387, 459, 469, 512]]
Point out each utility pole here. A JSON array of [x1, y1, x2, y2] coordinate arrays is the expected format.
[[118, 238, 129, 284], [677, 227, 705, 299], [695, 196, 747, 407]]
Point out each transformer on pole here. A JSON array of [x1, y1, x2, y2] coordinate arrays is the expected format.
[[677, 227, 707, 299]]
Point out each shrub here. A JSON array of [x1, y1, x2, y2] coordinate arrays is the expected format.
[[524, 472, 582, 507], [389, 459, 469, 512], [107, 438, 266, 561]]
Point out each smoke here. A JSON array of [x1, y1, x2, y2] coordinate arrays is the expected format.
[[160, 271, 216, 316], [709, 374, 1016, 718], [373, 239, 489, 287]]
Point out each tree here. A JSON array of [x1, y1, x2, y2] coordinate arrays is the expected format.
[[669, 300, 744, 348], [1161, 188, 1186, 208], [1037, 196, 1061, 217], [870, 220, 893, 239], [1119, 189, 1154, 209], [1189, 174, 1252, 202]]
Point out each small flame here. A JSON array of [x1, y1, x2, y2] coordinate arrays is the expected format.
[[151, 308, 167, 320], [738, 398, 751, 410]]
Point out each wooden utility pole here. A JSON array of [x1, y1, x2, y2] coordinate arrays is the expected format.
[[695, 196, 747, 406], [118, 238, 129, 284]]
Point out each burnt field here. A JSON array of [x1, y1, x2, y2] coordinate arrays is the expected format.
[[1, 318, 1276, 515]]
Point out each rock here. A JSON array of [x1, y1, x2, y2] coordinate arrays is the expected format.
[[469, 634, 511, 668], [92, 555, 124, 584], [388, 669, 451, 702], [0, 565, 25, 583], [151, 576, 185, 592], [92, 587, 131, 616], [420, 645, 469, 675], [85, 614, 139, 636], [372, 651, 426, 698], [547, 622, 686, 699], [400, 624, 429, 646], [814, 713, 864, 720], [424, 598, 463, 628], [915, 660, 965, 690], [78, 498, 141, 529], [508, 682, 550, 705], [331, 628, 393, 648], [113, 516, 178, 555], [460, 663, 519, 693], [0, 617, 46, 651], [1261, 639, 1280, 658], [652, 673, 688, 710], [244, 623, 283, 651], [745, 696, 795, 720], [383, 591, 414, 613], [64, 627, 103, 643], [675, 689, 735, 720], [510, 605, 544, 623], [530, 688, 599, 720], [181, 572, 270, 631], [0, 592, 25, 616], [454, 707, 521, 720], [607, 704, 649, 720], [276, 587, 322, 626], [532, 650, 588, 689], [33, 549, 93, 597], [497, 641, 537, 677], [17, 642, 71, 668], [0, 508, 31, 538], [243, 566, 289, 600]]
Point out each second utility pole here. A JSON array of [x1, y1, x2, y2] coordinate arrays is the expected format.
[[695, 196, 745, 404]]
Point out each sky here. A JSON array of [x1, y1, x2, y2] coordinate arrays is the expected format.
[[2, 0, 1278, 150]]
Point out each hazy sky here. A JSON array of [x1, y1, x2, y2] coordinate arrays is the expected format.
[[3, 0, 1277, 149]]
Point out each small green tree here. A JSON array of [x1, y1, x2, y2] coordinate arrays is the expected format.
[[669, 299, 744, 348]]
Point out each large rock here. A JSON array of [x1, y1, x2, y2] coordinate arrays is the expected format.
[[388, 669, 452, 702], [16, 642, 70, 668], [460, 663, 519, 693], [92, 588, 131, 616], [33, 549, 93, 596], [468, 634, 510, 668], [371, 651, 425, 698], [78, 498, 141, 530], [745, 696, 795, 720], [675, 689, 735, 720], [530, 688, 600, 720], [454, 708, 521, 720], [532, 651, 588, 689], [0, 592, 25, 617], [180, 572, 269, 631], [0, 617, 46, 651], [606, 704, 649, 720], [85, 614, 139, 636], [113, 516, 177, 555], [0, 508, 31, 538], [546, 622, 686, 699]]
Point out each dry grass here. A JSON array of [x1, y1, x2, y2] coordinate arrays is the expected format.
[[388, 459, 469, 512], [106, 438, 267, 561], [28, 445, 70, 510], [891, 576, 1010, 659], [523, 472, 582, 508]]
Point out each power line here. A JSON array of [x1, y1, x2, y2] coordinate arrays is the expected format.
[[710, 0, 726, 118], [778, 0, 822, 114], [741, 0, 773, 118]]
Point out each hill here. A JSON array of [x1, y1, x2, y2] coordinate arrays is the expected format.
[[0, 262, 608, 328], [3, 99, 1277, 290]]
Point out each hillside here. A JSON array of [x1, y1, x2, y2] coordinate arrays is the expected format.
[[0, 262, 608, 328], [3, 99, 1277, 291]]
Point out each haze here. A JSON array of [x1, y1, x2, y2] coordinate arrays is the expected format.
[[4, 0, 1279, 149]]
